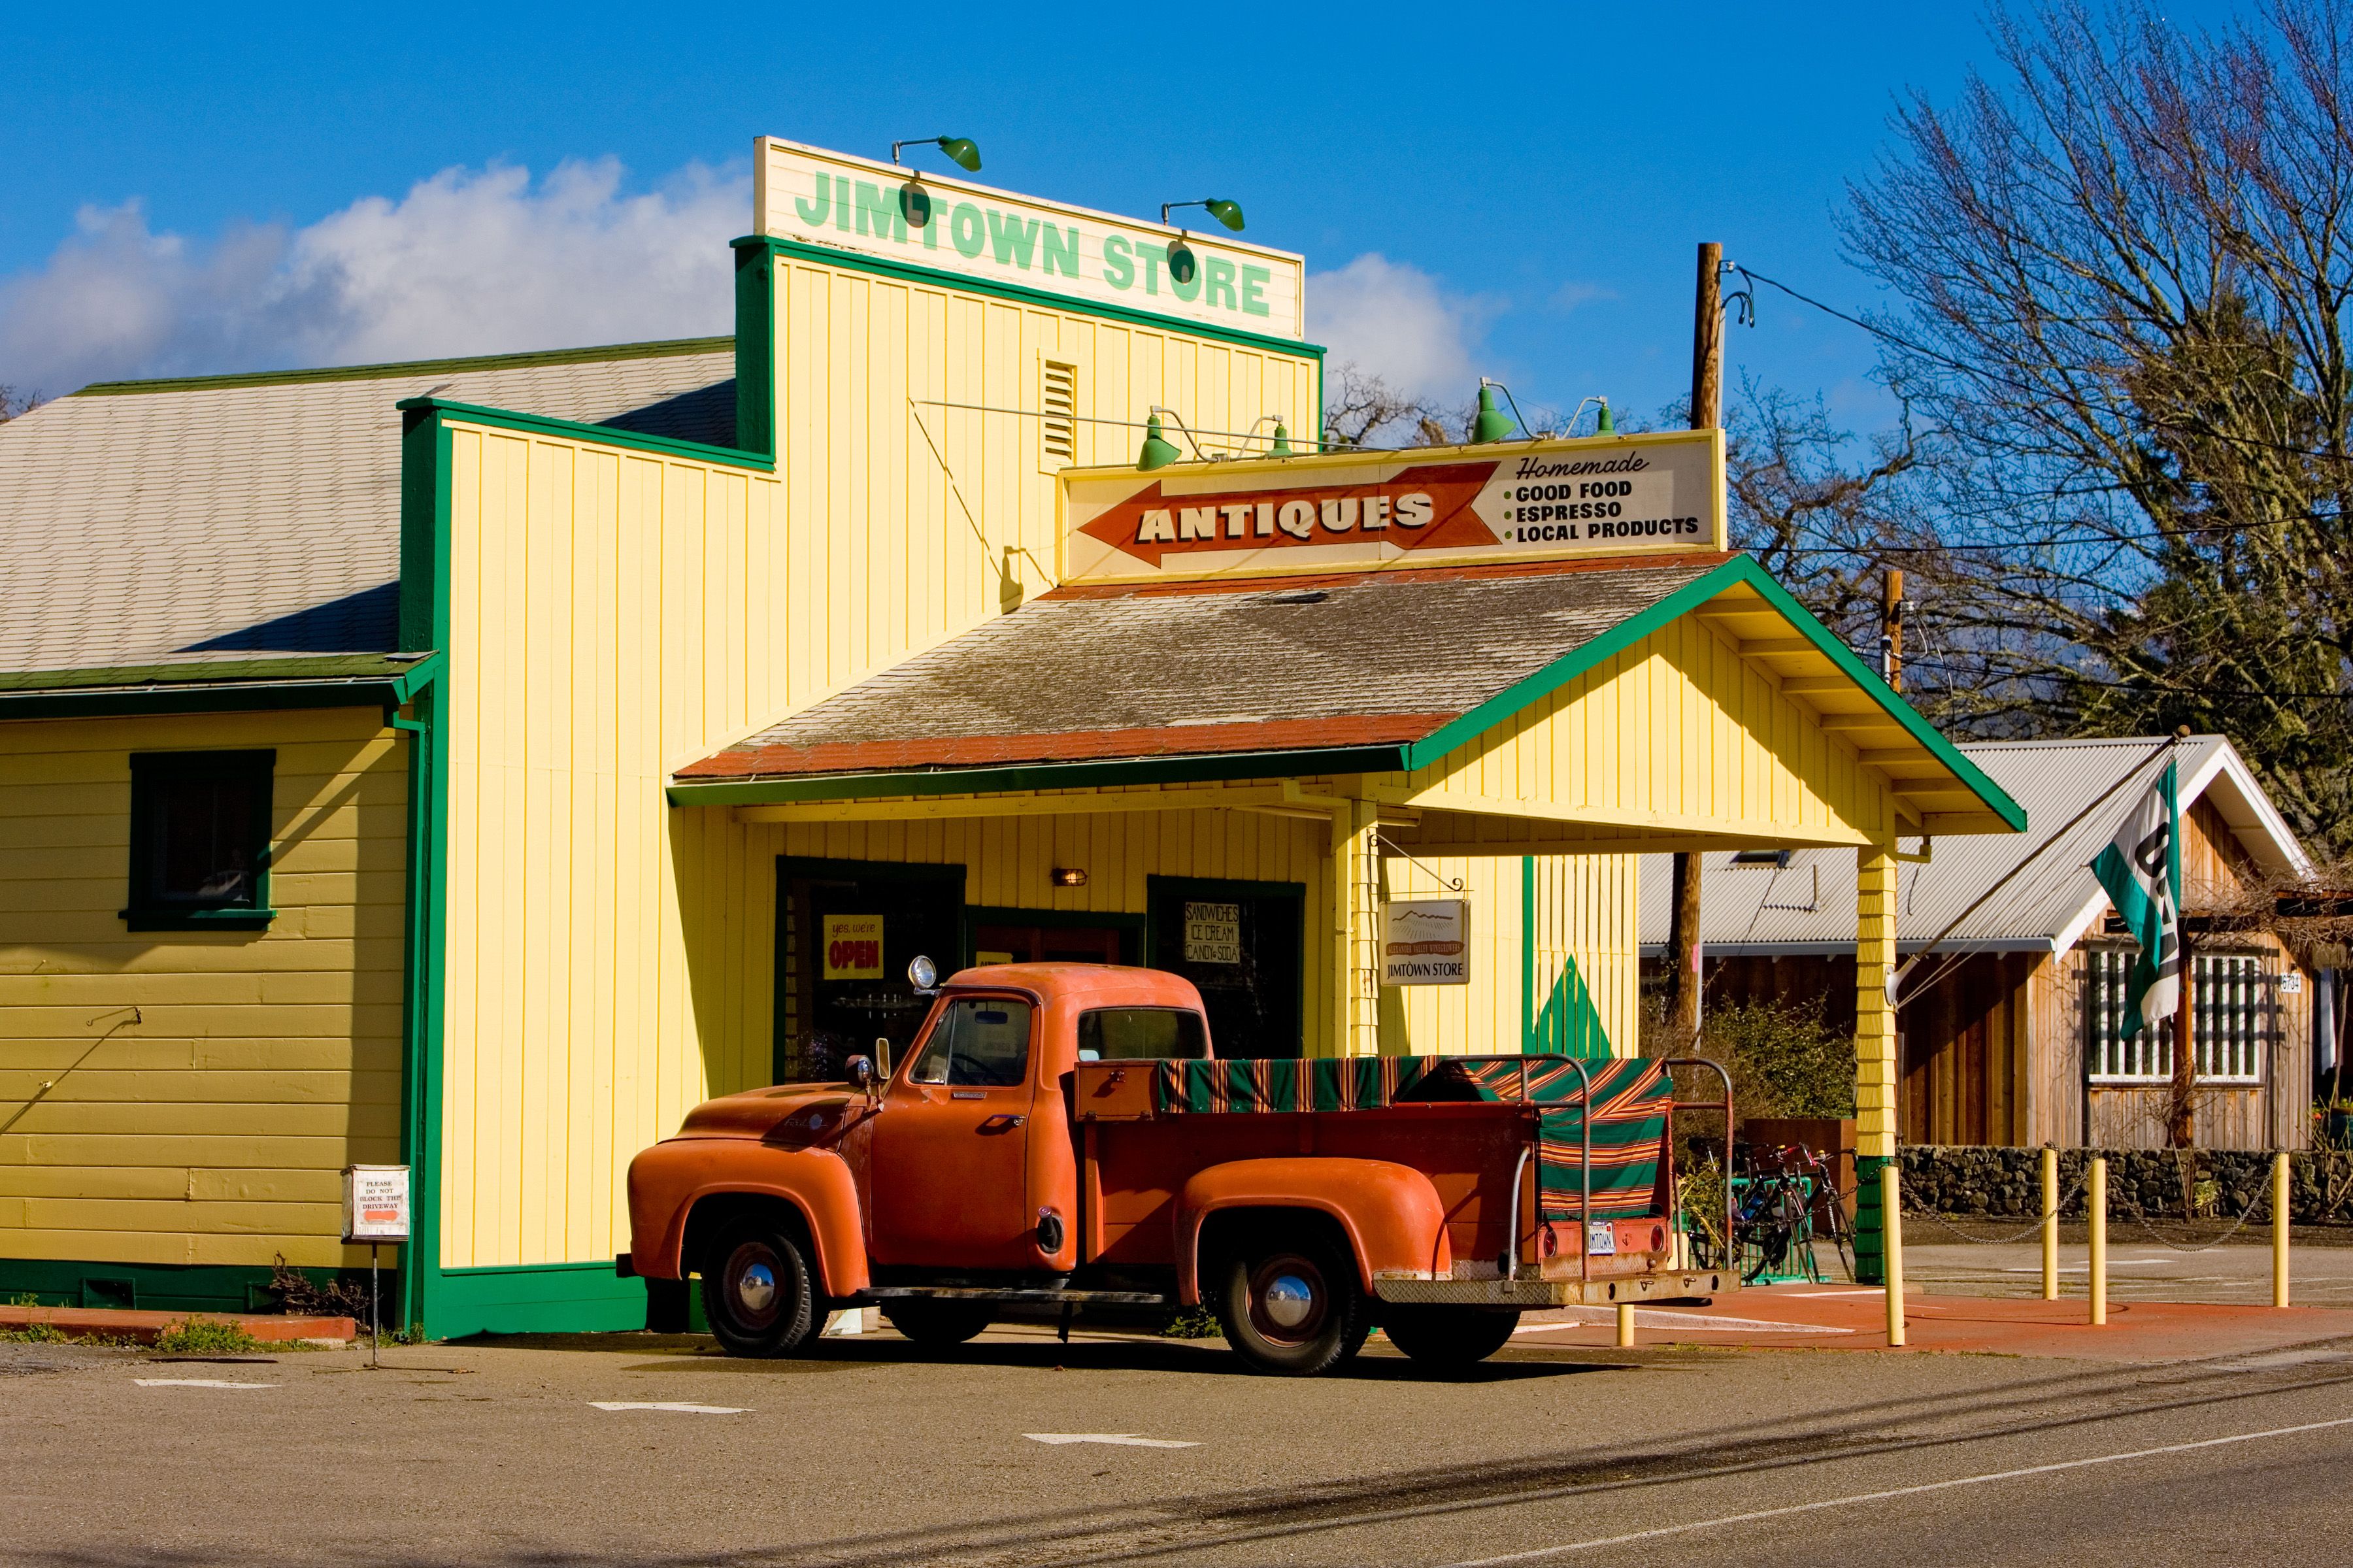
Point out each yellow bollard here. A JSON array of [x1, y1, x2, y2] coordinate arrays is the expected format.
[[2274, 1151, 2292, 1309], [1884, 1161, 1907, 1347], [2089, 1156, 2107, 1326], [1616, 1303, 1636, 1347], [2041, 1145, 2060, 1302]]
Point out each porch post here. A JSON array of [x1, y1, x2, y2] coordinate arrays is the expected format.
[[1854, 842, 1899, 1284], [1329, 799, 1383, 1059]]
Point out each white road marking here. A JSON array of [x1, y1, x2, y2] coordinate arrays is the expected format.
[[1516, 1309, 1854, 1336], [590, 1401, 748, 1414], [133, 1378, 276, 1389], [1024, 1433, 1198, 1448], [1442, 1412, 2353, 1565], [1775, 1288, 1886, 1298]]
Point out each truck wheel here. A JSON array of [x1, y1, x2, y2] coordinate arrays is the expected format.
[[701, 1221, 818, 1358], [1213, 1236, 1370, 1376], [1380, 1306, 1521, 1368], [881, 1300, 995, 1348]]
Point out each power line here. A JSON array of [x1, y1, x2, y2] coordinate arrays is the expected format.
[[1734, 265, 2353, 469]]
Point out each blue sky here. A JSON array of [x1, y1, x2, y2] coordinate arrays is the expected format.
[[1, 3, 2255, 436]]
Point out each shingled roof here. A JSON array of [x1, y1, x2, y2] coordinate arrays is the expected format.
[[680, 554, 1735, 783], [0, 338, 735, 678]]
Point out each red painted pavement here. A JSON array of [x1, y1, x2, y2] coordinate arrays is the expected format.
[[1517, 1283, 2353, 1361], [0, 1304, 355, 1344]]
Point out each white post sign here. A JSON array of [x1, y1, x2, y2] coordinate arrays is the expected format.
[[342, 1165, 410, 1244], [1184, 901, 1242, 965], [1384, 900, 1471, 986]]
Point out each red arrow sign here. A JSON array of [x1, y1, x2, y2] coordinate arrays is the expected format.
[[1076, 462, 1501, 568]]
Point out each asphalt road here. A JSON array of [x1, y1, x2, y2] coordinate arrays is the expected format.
[[7, 1316, 2353, 1566]]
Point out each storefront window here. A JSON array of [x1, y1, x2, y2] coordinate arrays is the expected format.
[[1146, 877, 1303, 1058], [775, 859, 963, 1083]]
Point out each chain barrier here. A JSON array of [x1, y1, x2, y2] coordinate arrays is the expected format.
[[1901, 1171, 2088, 1245], [2124, 1182, 2273, 1253], [1901, 1167, 2286, 1253]]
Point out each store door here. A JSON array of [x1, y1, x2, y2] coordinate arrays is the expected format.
[[971, 923, 1126, 966], [775, 858, 963, 1084]]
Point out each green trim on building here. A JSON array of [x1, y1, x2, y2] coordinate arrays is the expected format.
[[665, 744, 1412, 807], [395, 395, 773, 473], [397, 406, 454, 1337], [431, 1262, 648, 1338], [0, 654, 441, 722], [0, 1257, 369, 1315], [1854, 1152, 1890, 1286], [731, 241, 776, 460], [734, 234, 1327, 362], [75, 335, 734, 399]]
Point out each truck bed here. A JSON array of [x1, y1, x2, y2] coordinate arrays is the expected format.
[[1073, 1054, 1732, 1307]]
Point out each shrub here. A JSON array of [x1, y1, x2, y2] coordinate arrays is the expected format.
[[1697, 997, 1856, 1120], [153, 1316, 267, 1355]]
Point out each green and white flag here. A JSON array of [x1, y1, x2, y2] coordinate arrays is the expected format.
[[2090, 759, 2182, 1039]]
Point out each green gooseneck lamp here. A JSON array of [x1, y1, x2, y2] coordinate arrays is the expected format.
[[890, 136, 982, 173], [1137, 414, 1182, 471]]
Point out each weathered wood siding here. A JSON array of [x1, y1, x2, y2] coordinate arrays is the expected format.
[[0, 709, 407, 1270]]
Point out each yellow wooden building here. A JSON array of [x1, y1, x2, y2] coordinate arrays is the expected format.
[[0, 136, 2022, 1332]]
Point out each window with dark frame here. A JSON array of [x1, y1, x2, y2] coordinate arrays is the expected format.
[[123, 750, 276, 929]]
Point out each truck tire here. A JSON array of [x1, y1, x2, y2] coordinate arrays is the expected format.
[[880, 1300, 995, 1348], [1212, 1233, 1371, 1376], [1380, 1306, 1520, 1368], [701, 1220, 820, 1358]]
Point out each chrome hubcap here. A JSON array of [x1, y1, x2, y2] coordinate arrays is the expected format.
[[737, 1260, 777, 1312], [1261, 1273, 1316, 1329]]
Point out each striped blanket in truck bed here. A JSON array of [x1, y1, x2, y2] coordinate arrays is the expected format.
[[1146, 1055, 1671, 1220]]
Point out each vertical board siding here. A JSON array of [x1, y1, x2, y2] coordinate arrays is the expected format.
[[0, 709, 407, 1268], [1405, 616, 1895, 846], [439, 258, 1318, 1268]]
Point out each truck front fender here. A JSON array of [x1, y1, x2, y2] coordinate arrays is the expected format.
[[1173, 1157, 1452, 1306], [627, 1141, 869, 1297]]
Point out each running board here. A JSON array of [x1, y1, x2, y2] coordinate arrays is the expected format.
[[1373, 1271, 1731, 1308], [854, 1286, 1171, 1307]]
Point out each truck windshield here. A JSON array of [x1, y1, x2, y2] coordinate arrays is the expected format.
[[1076, 1009, 1209, 1061], [907, 999, 1032, 1087]]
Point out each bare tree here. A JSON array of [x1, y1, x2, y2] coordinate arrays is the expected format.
[[0, 386, 41, 423], [1843, 0, 2353, 850], [1320, 365, 1439, 450]]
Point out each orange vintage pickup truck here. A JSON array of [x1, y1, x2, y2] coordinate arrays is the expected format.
[[623, 958, 1730, 1375]]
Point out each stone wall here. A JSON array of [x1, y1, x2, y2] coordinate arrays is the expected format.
[[1899, 1144, 2353, 1224]]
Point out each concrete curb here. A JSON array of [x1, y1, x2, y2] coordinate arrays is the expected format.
[[0, 1305, 355, 1344]]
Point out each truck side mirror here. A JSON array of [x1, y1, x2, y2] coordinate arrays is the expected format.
[[846, 1055, 876, 1096], [873, 1037, 892, 1076]]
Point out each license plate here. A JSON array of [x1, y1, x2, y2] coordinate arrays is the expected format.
[[1586, 1222, 1616, 1256]]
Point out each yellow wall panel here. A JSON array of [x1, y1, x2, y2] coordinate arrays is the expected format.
[[0, 704, 407, 1269], [436, 253, 1318, 1268], [1405, 615, 1897, 847]]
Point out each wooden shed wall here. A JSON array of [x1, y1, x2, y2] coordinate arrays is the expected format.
[[0, 708, 407, 1271]]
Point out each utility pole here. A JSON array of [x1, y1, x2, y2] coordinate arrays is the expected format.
[[1880, 567, 1905, 692], [1665, 241, 1723, 1052]]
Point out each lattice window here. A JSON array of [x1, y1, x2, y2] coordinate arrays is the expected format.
[[2086, 947, 2269, 1084], [1039, 360, 1077, 470]]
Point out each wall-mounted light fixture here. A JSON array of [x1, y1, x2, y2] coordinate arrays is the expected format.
[[1050, 867, 1088, 888], [1161, 198, 1246, 233], [890, 135, 983, 172]]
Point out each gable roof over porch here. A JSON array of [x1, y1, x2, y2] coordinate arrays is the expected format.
[[669, 552, 2024, 844]]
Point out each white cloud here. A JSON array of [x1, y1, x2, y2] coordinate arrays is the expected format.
[[0, 158, 745, 394], [1305, 253, 1492, 404]]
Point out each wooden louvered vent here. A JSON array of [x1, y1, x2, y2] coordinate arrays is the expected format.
[[1040, 360, 1077, 471]]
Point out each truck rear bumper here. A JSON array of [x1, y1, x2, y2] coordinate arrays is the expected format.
[[1372, 1270, 1731, 1308]]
